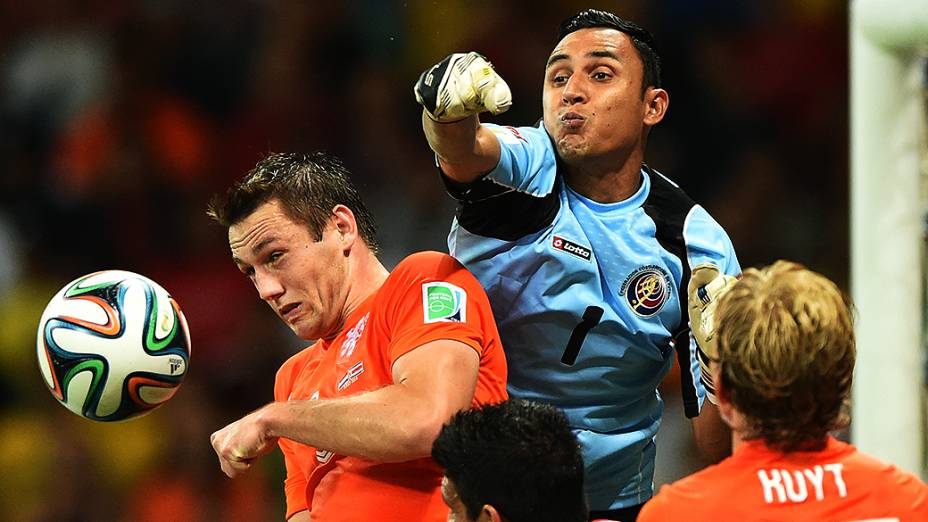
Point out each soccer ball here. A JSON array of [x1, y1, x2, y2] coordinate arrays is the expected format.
[[36, 270, 191, 422]]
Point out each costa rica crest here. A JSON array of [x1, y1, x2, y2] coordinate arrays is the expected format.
[[620, 265, 671, 316]]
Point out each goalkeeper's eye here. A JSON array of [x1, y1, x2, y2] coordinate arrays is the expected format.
[[592, 71, 612, 81], [551, 73, 570, 86]]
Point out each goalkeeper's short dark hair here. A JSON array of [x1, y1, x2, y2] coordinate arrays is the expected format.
[[206, 151, 379, 255], [715, 260, 855, 452], [558, 9, 662, 96], [431, 399, 588, 522]]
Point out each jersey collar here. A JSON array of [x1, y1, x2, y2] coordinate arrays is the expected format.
[[563, 168, 650, 214]]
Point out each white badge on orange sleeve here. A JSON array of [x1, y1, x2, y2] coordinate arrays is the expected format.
[[422, 282, 467, 323]]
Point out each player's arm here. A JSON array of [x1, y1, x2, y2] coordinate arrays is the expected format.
[[210, 339, 479, 476], [288, 511, 310, 522], [691, 401, 731, 462], [414, 52, 511, 183], [422, 113, 501, 184]]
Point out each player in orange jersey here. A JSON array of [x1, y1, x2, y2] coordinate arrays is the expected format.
[[206, 152, 508, 522], [639, 260, 928, 521]]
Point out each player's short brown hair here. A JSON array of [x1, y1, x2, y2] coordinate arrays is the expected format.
[[558, 9, 661, 96], [715, 260, 855, 452], [206, 151, 379, 254]]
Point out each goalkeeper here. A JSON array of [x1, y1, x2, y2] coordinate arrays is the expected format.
[[414, 8, 740, 520]]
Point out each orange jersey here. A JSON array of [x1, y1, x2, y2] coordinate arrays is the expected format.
[[639, 436, 928, 522], [274, 251, 508, 522]]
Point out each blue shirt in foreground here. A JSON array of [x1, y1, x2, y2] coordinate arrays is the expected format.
[[441, 123, 740, 510]]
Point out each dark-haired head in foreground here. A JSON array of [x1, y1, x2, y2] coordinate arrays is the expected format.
[[432, 399, 588, 522]]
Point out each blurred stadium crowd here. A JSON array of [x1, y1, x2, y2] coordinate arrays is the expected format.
[[0, 1, 846, 520]]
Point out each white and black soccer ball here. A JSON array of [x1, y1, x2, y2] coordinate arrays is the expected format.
[[36, 270, 191, 422]]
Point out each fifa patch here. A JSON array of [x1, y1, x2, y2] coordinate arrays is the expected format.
[[620, 265, 671, 317], [337, 361, 364, 391], [422, 282, 467, 323], [552, 235, 592, 261]]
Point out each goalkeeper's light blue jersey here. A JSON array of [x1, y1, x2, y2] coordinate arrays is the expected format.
[[441, 123, 740, 511]]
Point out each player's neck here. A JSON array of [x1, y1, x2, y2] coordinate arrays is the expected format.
[[563, 150, 644, 203], [564, 160, 643, 203], [719, 398, 746, 452], [731, 429, 746, 452], [342, 250, 390, 323]]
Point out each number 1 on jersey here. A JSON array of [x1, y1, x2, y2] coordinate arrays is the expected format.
[[561, 306, 604, 366]]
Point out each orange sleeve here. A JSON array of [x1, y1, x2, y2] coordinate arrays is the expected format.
[[381, 252, 496, 364], [273, 348, 316, 519], [280, 440, 309, 519]]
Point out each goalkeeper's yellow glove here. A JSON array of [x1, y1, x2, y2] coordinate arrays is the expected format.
[[688, 264, 738, 405], [414, 52, 512, 122]]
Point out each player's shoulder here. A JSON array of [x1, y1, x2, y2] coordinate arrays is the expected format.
[[646, 165, 738, 267], [843, 443, 928, 493], [644, 165, 696, 207], [834, 446, 928, 517], [385, 252, 487, 306], [391, 251, 466, 278], [641, 165, 706, 241], [484, 122, 549, 146], [640, 474, 712, 520], [653, 457, 747, 502]]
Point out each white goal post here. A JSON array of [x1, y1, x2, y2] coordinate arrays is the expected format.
[[851, 0, 928, 477]]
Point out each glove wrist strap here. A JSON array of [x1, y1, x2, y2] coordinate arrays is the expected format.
[[423, 110, 469, 125]]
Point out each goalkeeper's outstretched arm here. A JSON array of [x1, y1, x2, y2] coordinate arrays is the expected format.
[[414, 52, 511, 183]]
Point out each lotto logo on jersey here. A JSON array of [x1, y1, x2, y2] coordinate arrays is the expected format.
[[621, 265, 671, 317], [552, 235, 592, 261], [422, 282, 467, 323]]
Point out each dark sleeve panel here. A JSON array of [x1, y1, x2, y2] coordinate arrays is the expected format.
[[641, 165, 700, 418], [439, 169, 560, 241]]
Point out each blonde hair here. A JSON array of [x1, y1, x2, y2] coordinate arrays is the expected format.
[[715, 260, 855, 452]]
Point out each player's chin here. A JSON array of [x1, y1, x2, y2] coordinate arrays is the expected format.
[[555, 138, 588, 161], [290, 320, 319, 341]]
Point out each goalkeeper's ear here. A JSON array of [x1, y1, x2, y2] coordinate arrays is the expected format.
[[643, 87, 668, 127]]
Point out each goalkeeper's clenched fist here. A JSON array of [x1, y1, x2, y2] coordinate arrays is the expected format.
[[414, 52, 512, 122], [688, 264, 738, 405]]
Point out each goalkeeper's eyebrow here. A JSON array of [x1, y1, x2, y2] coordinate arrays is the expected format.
[[546, 50, 621, 69]]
